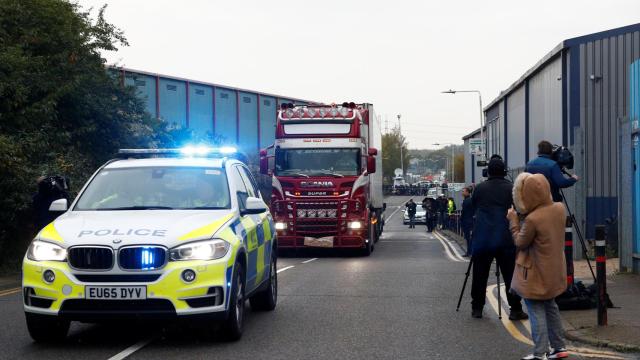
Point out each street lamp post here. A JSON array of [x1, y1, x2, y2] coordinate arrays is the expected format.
[[433, 143, 455, 183], [397, 114, 403, 177], [441, 89, 485, 160]]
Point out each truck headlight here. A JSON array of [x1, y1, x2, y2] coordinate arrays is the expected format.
[[348, 221, 362, 229], [27, 240, 67, 262], [169, 239, 230, 261], [274, 222, 287, 230]]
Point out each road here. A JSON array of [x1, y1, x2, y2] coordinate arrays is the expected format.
[[0, 196, 631, 359]]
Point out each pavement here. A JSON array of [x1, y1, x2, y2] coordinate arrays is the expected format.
[[0, 196, 635, 359], [442, 229, 640, 355]]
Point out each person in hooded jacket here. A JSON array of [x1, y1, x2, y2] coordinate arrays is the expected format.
[[508, 173, 569, 360], [470, 156, 527, 320]]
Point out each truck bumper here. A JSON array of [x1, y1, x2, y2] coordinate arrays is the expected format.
[[277, 235, 367, 249]]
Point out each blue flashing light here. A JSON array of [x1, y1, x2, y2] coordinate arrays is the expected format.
[[219, 146, 237, 155], [180, 145, 212, 156], [140, 246, 156, 270]]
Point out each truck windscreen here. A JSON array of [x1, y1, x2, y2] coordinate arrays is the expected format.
[[275, 148, 360, 177]]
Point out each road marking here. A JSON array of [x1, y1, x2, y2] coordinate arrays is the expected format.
[[385, 199, 411, 222], [486, 284, 534, 345], [301, 258, 318, 264], [277, 265, 295, 273], [0, 287, 20, 297], [433, 231, 469, 262], [432, 232, 462, 262], [108, 336, 155, 360]]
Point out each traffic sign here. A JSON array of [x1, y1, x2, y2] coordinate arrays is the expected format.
[[469, 139, 485, 156], [394, 168, 403, 176]]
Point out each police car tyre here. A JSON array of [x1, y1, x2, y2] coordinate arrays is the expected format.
[[222, 262, 245, 341], [25, 312, 70, 342], [249, 252, 277, 311]]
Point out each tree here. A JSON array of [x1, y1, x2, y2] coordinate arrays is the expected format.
[[0, 0, 173, 269], [382, 128, 410, 182], [454, 153, 465, 183]]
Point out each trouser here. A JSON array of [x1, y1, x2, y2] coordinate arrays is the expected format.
[[462, 226, 472, 254], [525, 298, 565, 356], [470, 248, 522, 312], [408, 214, 415, 228], [426, 215, 435, 232]]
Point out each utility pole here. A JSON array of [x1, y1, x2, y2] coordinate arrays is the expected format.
[[384, 115, 389, 134]]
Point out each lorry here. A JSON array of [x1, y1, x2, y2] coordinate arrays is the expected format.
[[259, 102, 384, 255]]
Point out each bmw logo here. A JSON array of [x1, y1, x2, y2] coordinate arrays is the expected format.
[[112, 239, 122, 244]]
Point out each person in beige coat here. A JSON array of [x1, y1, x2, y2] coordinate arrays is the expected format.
[[507, 173, 569, 360]]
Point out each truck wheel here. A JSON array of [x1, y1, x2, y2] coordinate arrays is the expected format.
[[222, 263, 245, 341], [25, 312, 69, 342], [249, 252, 277, 311], [361, 222, 375, 256]]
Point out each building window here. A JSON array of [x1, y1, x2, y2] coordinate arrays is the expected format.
[[135, 80, 146, 87], [195, 89, 205, 95], [243, 96, 251, 104], [263, 99, 271, 106], [166, 84, 177, 91], [220, 93, 229, 99]]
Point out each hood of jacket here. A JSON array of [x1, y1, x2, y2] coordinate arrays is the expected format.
[[512, 172, 553, 215]]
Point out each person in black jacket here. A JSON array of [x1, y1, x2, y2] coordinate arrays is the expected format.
[[470, 156, 528, 321], [405, 199, 417, 228], [460, 186, 474, 257]]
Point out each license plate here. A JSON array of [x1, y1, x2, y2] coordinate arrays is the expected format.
[[304, 236, 334, 248], [85, 286, 147, 300]]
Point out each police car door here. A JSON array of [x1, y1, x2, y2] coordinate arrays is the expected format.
[[232, 165, 267, 293]]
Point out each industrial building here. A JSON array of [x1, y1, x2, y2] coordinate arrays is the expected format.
[[463, 23, 640, 273], [112, 67, 316, 152]]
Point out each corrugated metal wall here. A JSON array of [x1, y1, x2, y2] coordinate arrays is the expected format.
[[575, 30, 640, 237], [506, 86, 526, 167], [116, 68, 311, 152], [529, 56, 563, 156]]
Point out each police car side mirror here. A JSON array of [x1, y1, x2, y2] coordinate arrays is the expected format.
[[49, 198, 68, 212], [242, 197, 268, 215]]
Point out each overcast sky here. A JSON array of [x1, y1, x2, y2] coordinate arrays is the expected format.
[[78, 0, 640, 149]]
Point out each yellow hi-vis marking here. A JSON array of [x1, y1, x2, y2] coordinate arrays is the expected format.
[[255, 243, 265, 284], [39, 222, 63, 242], [178, 213, 234, 241]]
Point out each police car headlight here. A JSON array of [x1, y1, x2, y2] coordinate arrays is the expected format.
[[169, 239, 230, 261], [27, 240, 67, 262]]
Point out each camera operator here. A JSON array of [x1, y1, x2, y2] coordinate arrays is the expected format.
[[470, 156, 528, 320], [32, 176, 69, 231], [526, 140, 578, 202]]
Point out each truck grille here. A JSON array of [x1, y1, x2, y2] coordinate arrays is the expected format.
[[68, 247, 114, 270], [118, 246, 166, 270]]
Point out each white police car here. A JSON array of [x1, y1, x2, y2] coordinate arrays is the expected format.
[[23, 147, 277, 341]]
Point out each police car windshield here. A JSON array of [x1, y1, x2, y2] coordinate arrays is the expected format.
[[275, 148, 360, 176], [74, 167, 231, 211]]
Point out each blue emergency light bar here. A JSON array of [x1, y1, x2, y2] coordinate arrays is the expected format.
[[117, 146, 245, 161]]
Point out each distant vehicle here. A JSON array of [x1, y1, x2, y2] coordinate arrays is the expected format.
[[427, 187, 444, 199]]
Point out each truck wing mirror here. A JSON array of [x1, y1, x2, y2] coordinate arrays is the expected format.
[[367, 155, 376, 174]]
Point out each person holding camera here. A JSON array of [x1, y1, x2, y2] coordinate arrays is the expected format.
[[470, 156, 528, 320], [508, 173, 569, 360], [526, 140, 578, 202]]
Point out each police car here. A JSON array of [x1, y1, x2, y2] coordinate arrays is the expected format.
[[22, 147, 277, 341]]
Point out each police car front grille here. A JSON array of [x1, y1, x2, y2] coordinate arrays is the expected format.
[[118, 246, 166, 270], [68, 247, 114, 270], [74, 274, 161, 283]]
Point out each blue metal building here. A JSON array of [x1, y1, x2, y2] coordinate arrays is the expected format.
[[463, 23, 640, 272], [112, 67, 316, 152]]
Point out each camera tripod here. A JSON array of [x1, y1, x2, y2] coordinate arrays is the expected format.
[[455, 258, 503, 319], [559, 187, 596, 283]]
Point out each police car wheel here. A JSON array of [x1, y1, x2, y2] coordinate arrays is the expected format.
[[222, 263, 245, 341], [249, 253, 277, 311], [25, 312, 69, 342]]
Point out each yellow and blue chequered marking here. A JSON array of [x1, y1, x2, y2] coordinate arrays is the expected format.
[[231, 214, 273, 291]]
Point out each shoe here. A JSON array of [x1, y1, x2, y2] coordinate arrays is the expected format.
[[521, 354, 547, 360], [509, 309, 529, 320], [471, 309, 482, 318], [547, 348, 569, 359]]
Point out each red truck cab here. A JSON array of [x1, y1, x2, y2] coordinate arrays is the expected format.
[[260, 103, 384, 255]]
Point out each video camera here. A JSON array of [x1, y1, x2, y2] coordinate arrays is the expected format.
[[39, 175, 70, 195], [552, 145, 574, 170]]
